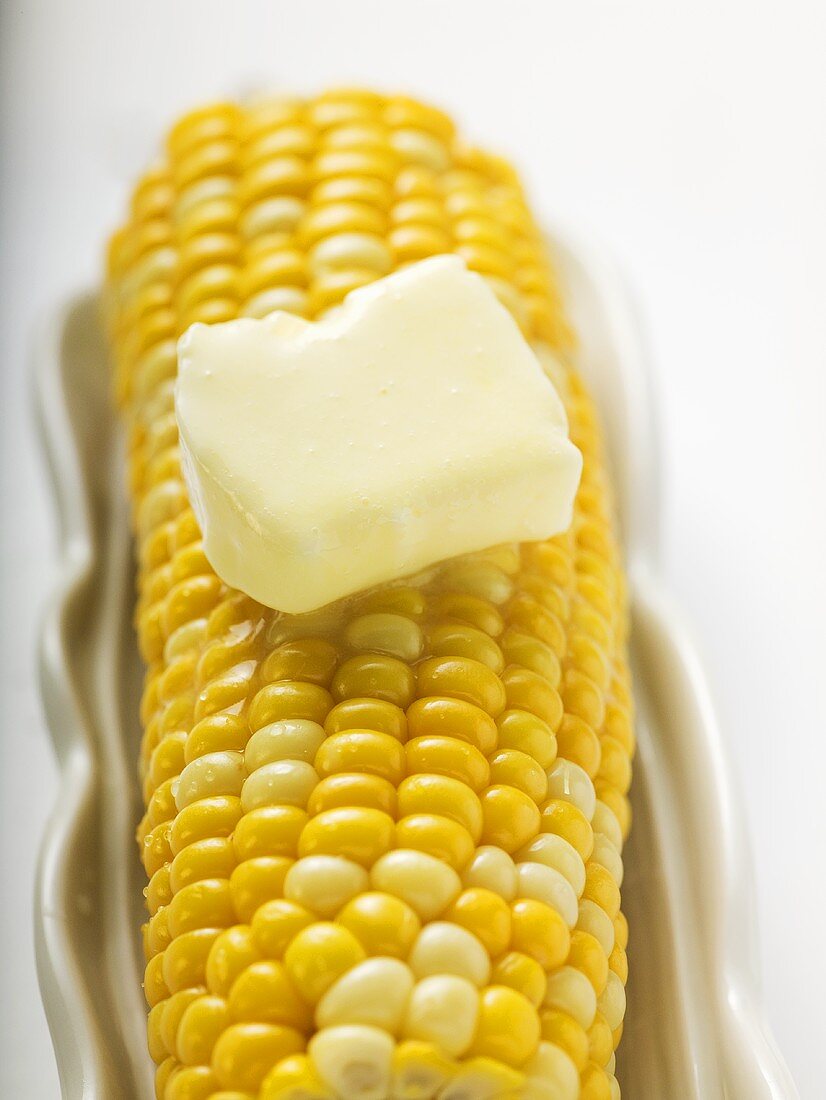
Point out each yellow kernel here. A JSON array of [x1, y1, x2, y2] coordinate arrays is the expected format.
[[185, 714, 249, 764], [211, 1022, 305, 1092], [308, 773, 398, 817], [608, 942, 628, 985], [170, 837, 235, 891], [502, 666, 563, 729], [540, 800, 594, 862], [248, 682, 333, 732], [427, 622, 504, 674], [336, 892, 421, 958], [407, 697, 497, 755], [539, 1009, 589, 1072], [404, 736, 490, 792], [390, 1040, 455, 1099], [232, 806, 309, 861], [416, 657, 506, 716], [206, 927, 261, 998], [614, 911, 629, 952], [488, 750, 548, 804], [297, 807, 395, 867], [284, 923, 366, 1004], [370, 849, 461, 921], [230, 857, 294, 922], [596, 736, 632, 795], [468, 986, 540, 1067], [261, 1052, 332, 1097], [582, 863, 621, 921], [556, 715, 602, 778], [500, 630, 561, 686], [495, 710, 557, 770], [445, 888, 511, 957], [587, 1012, 613, 1067], [511, 899, 570, 970], [314, 730, 405, 784], [491, 952, 547, 1009], [159, 986, 203, 1057], [165, 1064, 219, 1099], [284, 855, 369, 918], [581, 1061, 613, 1100], [561, 670, 605, 731], [430, 592, 503, 636], [168, 879, 235, 937], [397, 775, 483, 841], [394, 811, 472, 868], [163, 928, 221, 994], [323, 697, 408, 741], [332, 654, 416, 708], [480, 785, 541, 853], [568, 931, 609, 996], [251, 899, 315, 959], [228, 960, 311, 1029]]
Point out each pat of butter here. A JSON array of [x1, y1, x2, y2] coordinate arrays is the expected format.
[[176, 255, 582, 614]]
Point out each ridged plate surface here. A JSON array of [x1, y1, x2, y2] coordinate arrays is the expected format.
[[34, 232, 797, 1100]]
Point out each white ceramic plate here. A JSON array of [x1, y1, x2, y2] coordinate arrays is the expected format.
[[34, 233, 798, 1099]]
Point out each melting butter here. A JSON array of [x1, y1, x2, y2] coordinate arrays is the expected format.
[[175, 255, 582, 613]]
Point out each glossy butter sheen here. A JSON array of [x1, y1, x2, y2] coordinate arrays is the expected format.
[[175, 255, 582, 613]]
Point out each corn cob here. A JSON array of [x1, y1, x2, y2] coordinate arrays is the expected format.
[[106, 87, 634, 1100]]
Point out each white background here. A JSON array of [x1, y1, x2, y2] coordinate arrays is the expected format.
[[1, 2, 824, 1096]]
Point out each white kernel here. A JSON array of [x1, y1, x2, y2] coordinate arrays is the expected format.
[[408, 922, 490, 987], [592, 800, 623, 851], [597, 970, 627, 1031], [239, 195, 306, 239], [546, 760, 596, 821], [316, 957, 414, 1033], [515, 834, 586, 897], [174, 750, 245, 810], [240, 758, 318, 811], [310, 1024, 393, 1100], [174, 175, 235, 222], [577, 899, 616, 957], [310, 232, 393, 275], [516, 862, 578, 928], [522, 1040, 579, 1099], [163, 618, 208, 662], [284, 855, 368, 917], [371, 850, 461, 921], [241, 285, 309, 319], [402, 976, 479, 1057], [245, 719, 326, 771], [390, 129, 451, 173], [543, 966, 597, 1030], [591, 834, 624, 888], [461, 845, 517, 900], [609, 1075, 621, 1100], [344, 613, 424, 662]]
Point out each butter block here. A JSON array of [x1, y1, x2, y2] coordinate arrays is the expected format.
[[175, 255, 582, 613]]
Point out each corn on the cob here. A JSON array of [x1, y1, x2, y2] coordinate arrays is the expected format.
[[106, 87, 634, 1100]]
